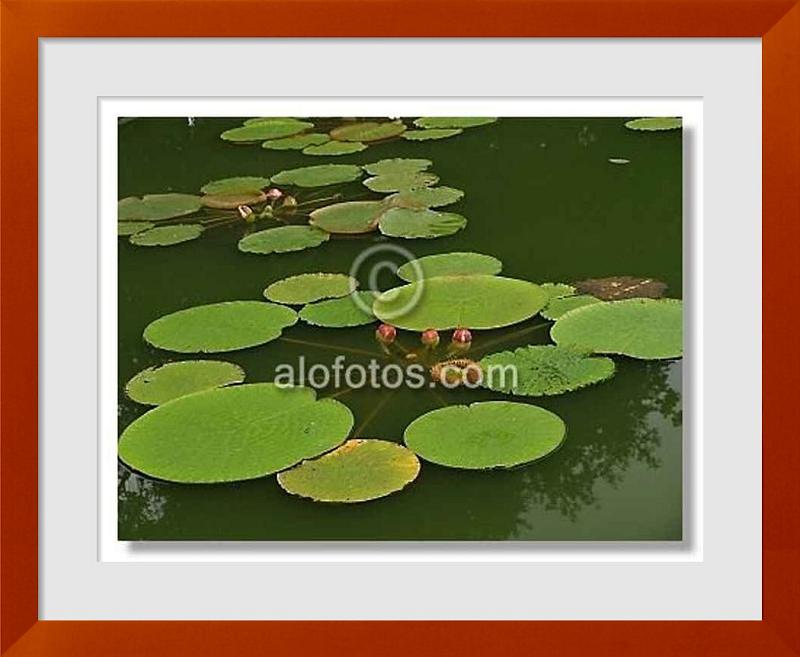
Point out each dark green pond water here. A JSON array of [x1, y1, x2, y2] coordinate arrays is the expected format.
[[118, 117, 682, 541]]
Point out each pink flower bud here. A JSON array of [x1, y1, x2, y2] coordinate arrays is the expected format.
[[452, 328, 472, 345], [421, 329, 440, 347], [264, 188, 284, 202], [375, 323, 396, 344]]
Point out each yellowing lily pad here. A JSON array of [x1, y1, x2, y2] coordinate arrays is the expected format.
[[264, 273, 357, 305], [271, 164, 363, 187], [119, 383, 353, 483], [118, 221, 154, 236], [299, 292, 376, 327], [373, 275, 548, 330], [541, 294, 602, 320], [363, 158, 432, 176], [330, 121, 406, 142], [413, 117, 497, 129], [238, 225, 330, 255], [125, 360, 246, 406], [221, 120, 313, 142], [303, 141, 368, 156], [624, 117, 682, 131], [143, 301, 297, 353], [396, 252, 502, 282], [402, 129, 463, 141], [364, 171, 439, 193], [378, 208, 467, 239], [202, 190, 266, 209], [277, 439, 420, 503], [386, 186, 464, 209], [480, 345, 615, 396], [309, 200, 385, 234], [200, 177, 271, 195], [129, 224, 204, 247], [404, 401, 566, 469], [551, 298, 683, 360], [118, 194, 202, 222], [262, 133, 331, 150]]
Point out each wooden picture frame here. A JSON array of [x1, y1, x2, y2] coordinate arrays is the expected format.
[[1, 1, 797, 654]]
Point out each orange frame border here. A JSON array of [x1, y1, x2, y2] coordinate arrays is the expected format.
[[2, 1, 798, 655]]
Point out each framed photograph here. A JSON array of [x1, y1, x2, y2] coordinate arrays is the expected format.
[[2, 0, 798, 655]]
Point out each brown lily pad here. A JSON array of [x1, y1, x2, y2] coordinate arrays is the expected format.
[[574, 276, 668, 301]]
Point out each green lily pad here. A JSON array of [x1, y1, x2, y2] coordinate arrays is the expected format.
[[413, 117, 497, 129], [404, 401, 566, 470], [330, 121, 406, 142], [143, 301, 297, 353], [402, 129, 463, 141], [551, 298, 683, 359], [574, 276, 667, 301], [386, 186, 464, 209], [541, 294, 602, 320], [271, 164, 364, 188], [624, 117, 682, 132], [200, 177, 271, 195], [363, 158, 432, 176], [202, 190, 266, 209], [277, 439, 420, 503], [373, 275, 548, 330], [129, 224, 204, 247], [309, 201, 385, 234], [244, 117, 310, 127], [480, 345, 615, 396], [262, 133, 331, 150], [299, 292, 377, 327], [540, 282, 577, 300], [119, 383, 353, 483], [221, 121, 313, 142], [118, 221, 154, 236], [364, 172, 440, 193], [303, 141, 368, 156], [238, 225, 330, 255], [264, 273, 357, 305], [118, 194, 203, 222], [396, 252, 502, 282], [125, 360, 246, 406], [378, 208, 467, 239]]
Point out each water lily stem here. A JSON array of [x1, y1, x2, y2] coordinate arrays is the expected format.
[[353, 390, 396, 437], [470, 322, 550, 358], [279, 337, 383, 359]]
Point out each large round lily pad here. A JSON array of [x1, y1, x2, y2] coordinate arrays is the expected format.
[[303, 141, 367, 156], [264, 273, 357, 305], [309, 200, 385, 234], [403, 401, 566, 470], [540, 294, 602, 320], [221, 121, 313, 142], [364, 172, 439, 193], [551, 298, 683, 359], [402, 129, 462, 141], [378, 208, 467, 239], [119, 383, 353, 483], [118, 194, 202, 222], [129, 224, 204, 247], [396, 252, 502, 282], [386, 186, 464, 209], [413, 117, 497, 129], [144, 301, 297, 353], [624, 117, 682, 132], [262, 133, 330, 150], [277, 439, 420, 503], [238, 225, 330, 255], [125, 360, 245, 406], [299, 292, 376, 327], [363, 158, 432, 176], [271, 164, 363, 187], [202, 190, 266, 209], [373, 275, 548, 330], [480, 345, 615, 396], [200, 177, 271, 195], [330, 121, 406, 142]]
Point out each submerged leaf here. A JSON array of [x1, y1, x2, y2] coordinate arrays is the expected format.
[[574, 276, 668, 301], [143, 301, 297, 353], [551, 298, 683, 360], [364, 172, 439, 193], [200, 177, 271, 195], [373, 275, 548, 330], [264, 273, 357, 305], [118, 194, 202, 222], [119, 383, 353, 483], [330, 121, 406, 142], [624, 117, 682, 132], [386, 186, 464, 209], [221, 120, 313, 142], [413, 117, 497, 129], [378, 207, 467, 239], [125, 360, 245, 406], [309, 201, 385, 234], [480, 345, 615, 396], [262, 133, 331, 150], [396, 252, 502, 282], [303, 141, 368, 156], [130, 224, 204, 247], [118, 221, 154, 236], [277, 439, 419, 503], [541, 294, 602, 320], [363, 158, 432, 176], [202, 190, 266, 209], [404, 401, 566, 469], [402, 129, 462, 141], [238, 225, 330, 255], [299, 292, 376, 327], [271, 164, 363, 187]]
